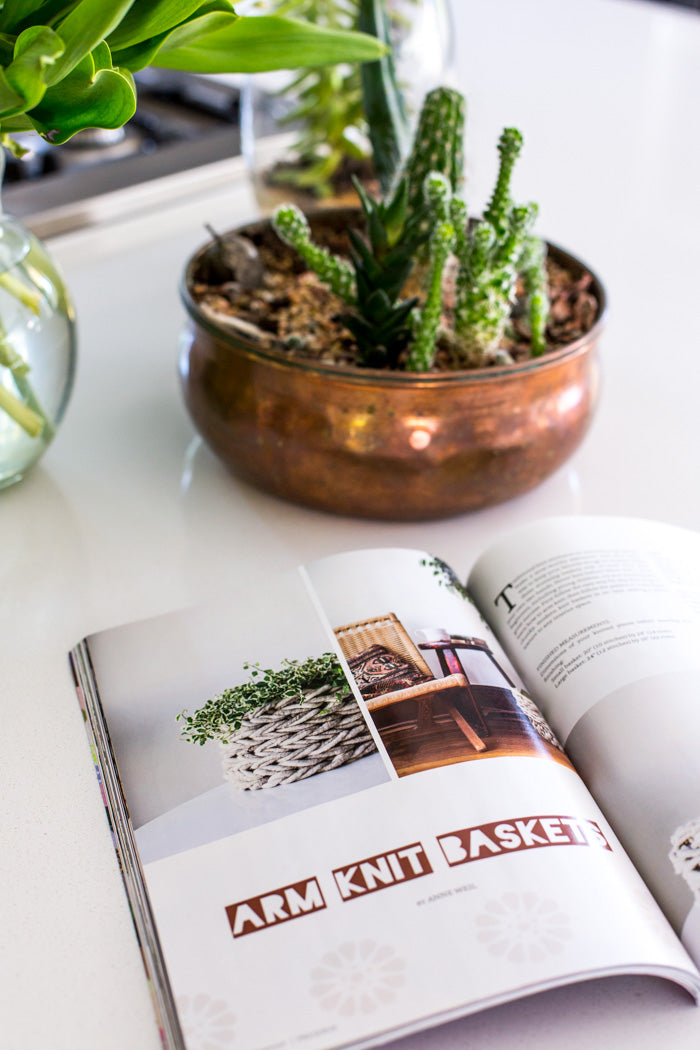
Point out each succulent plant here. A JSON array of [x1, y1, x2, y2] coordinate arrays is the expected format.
[[274, 173, 429, 366], [272, 85, 550, 370]]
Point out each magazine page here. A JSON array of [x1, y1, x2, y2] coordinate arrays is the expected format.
[[467, 516, 700, 968], [73, 558, 699, 1050]]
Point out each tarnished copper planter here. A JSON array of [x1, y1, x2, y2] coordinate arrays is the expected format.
[[179, 220, 605, 521]]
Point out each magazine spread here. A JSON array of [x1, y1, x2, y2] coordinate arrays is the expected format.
[[71, 516, 700, 1050]]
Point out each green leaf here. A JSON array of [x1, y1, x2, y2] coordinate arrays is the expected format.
[[0, 27, 65, 116], [358, 0, 409, 192], [0, 1, 49, 34], [113, 11, 240, 72], [110, 7, 238, 74], [152, 15, 388, 74], [27, 50, 136, 143], [0, 69, 27, 117], [0, 34, 16, 65], [152, 10, 240, 52], [46, 0, 134, 83], [106, 0, 234, 51], [110, 35, 171, 74], [1, 2, 74, 35]]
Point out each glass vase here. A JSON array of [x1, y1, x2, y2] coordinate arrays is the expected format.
[[240, 0, 456, 214], [0, 203, 77, 490]]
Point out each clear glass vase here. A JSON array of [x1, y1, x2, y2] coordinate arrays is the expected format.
[[240, 0, 456, 213], [0, 201, 77, 490]]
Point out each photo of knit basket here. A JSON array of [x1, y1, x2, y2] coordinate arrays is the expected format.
[[220, 683, 376, 790]]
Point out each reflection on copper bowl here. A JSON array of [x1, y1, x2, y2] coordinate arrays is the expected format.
[[179, 221, 605, 521]]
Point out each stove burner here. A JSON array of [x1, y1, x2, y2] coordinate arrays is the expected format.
[[2, 69, 242, 222]]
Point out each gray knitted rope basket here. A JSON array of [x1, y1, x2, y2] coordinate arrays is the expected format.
[[220, 683, 375, 790]]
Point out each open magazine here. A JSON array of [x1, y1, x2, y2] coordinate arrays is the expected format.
[[71, 515, 700, 1050]]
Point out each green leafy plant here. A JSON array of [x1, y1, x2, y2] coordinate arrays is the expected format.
[[0, 1, 386, 147], [0, 0, 385, 442], [177, 653, 351, 744], [248, 0, 414, 199], [272, 84, 549, 370]]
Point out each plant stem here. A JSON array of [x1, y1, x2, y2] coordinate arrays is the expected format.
[[0, 272, 41, 314], [0, 324, 54, 439], [0, 382, 43, 437]]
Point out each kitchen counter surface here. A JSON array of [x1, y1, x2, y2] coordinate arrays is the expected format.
[[3, 1, 700, 1048]]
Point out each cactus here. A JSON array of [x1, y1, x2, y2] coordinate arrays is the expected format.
[[397, 86, 466, 221], [271, 88, 550, 371], [406, 172, 455, 372], [482, 128, 523, 236], [519, 233, 549, 356], [451, 130, 545, 366], [272, 204, 356, 301], [406, 219, 455, 372]]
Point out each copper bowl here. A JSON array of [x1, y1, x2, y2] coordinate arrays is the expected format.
[[179, 216, 605, 521]]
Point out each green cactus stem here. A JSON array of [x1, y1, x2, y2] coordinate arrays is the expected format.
[[451, 128, 547, 365], [406, 220, 455, 372], [272, 204, 356, 302], [482, 127, 523, 236], [406, 172, 455, 371], [398, 86, 465, 220], [490, 203, 535, 302], [519, 233, 549, 356], [449, 195, 469, 259]]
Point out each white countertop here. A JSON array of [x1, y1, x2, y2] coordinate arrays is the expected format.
[[3, 0, 700, 1047]]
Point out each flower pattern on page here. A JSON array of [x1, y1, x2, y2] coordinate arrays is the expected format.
[[475, 891, 571, 962], [176, 994, 236, 1050], [310, 940, 406, 1016]]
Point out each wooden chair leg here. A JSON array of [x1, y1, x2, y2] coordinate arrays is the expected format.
[[445, 703, 488, 752]]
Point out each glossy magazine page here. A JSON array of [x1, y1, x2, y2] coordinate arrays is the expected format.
[[468, 516, 700, 970], [71, 550, 699, 1050]]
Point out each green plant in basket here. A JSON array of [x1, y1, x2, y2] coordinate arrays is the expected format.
[[178, 653, 351, 745]]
